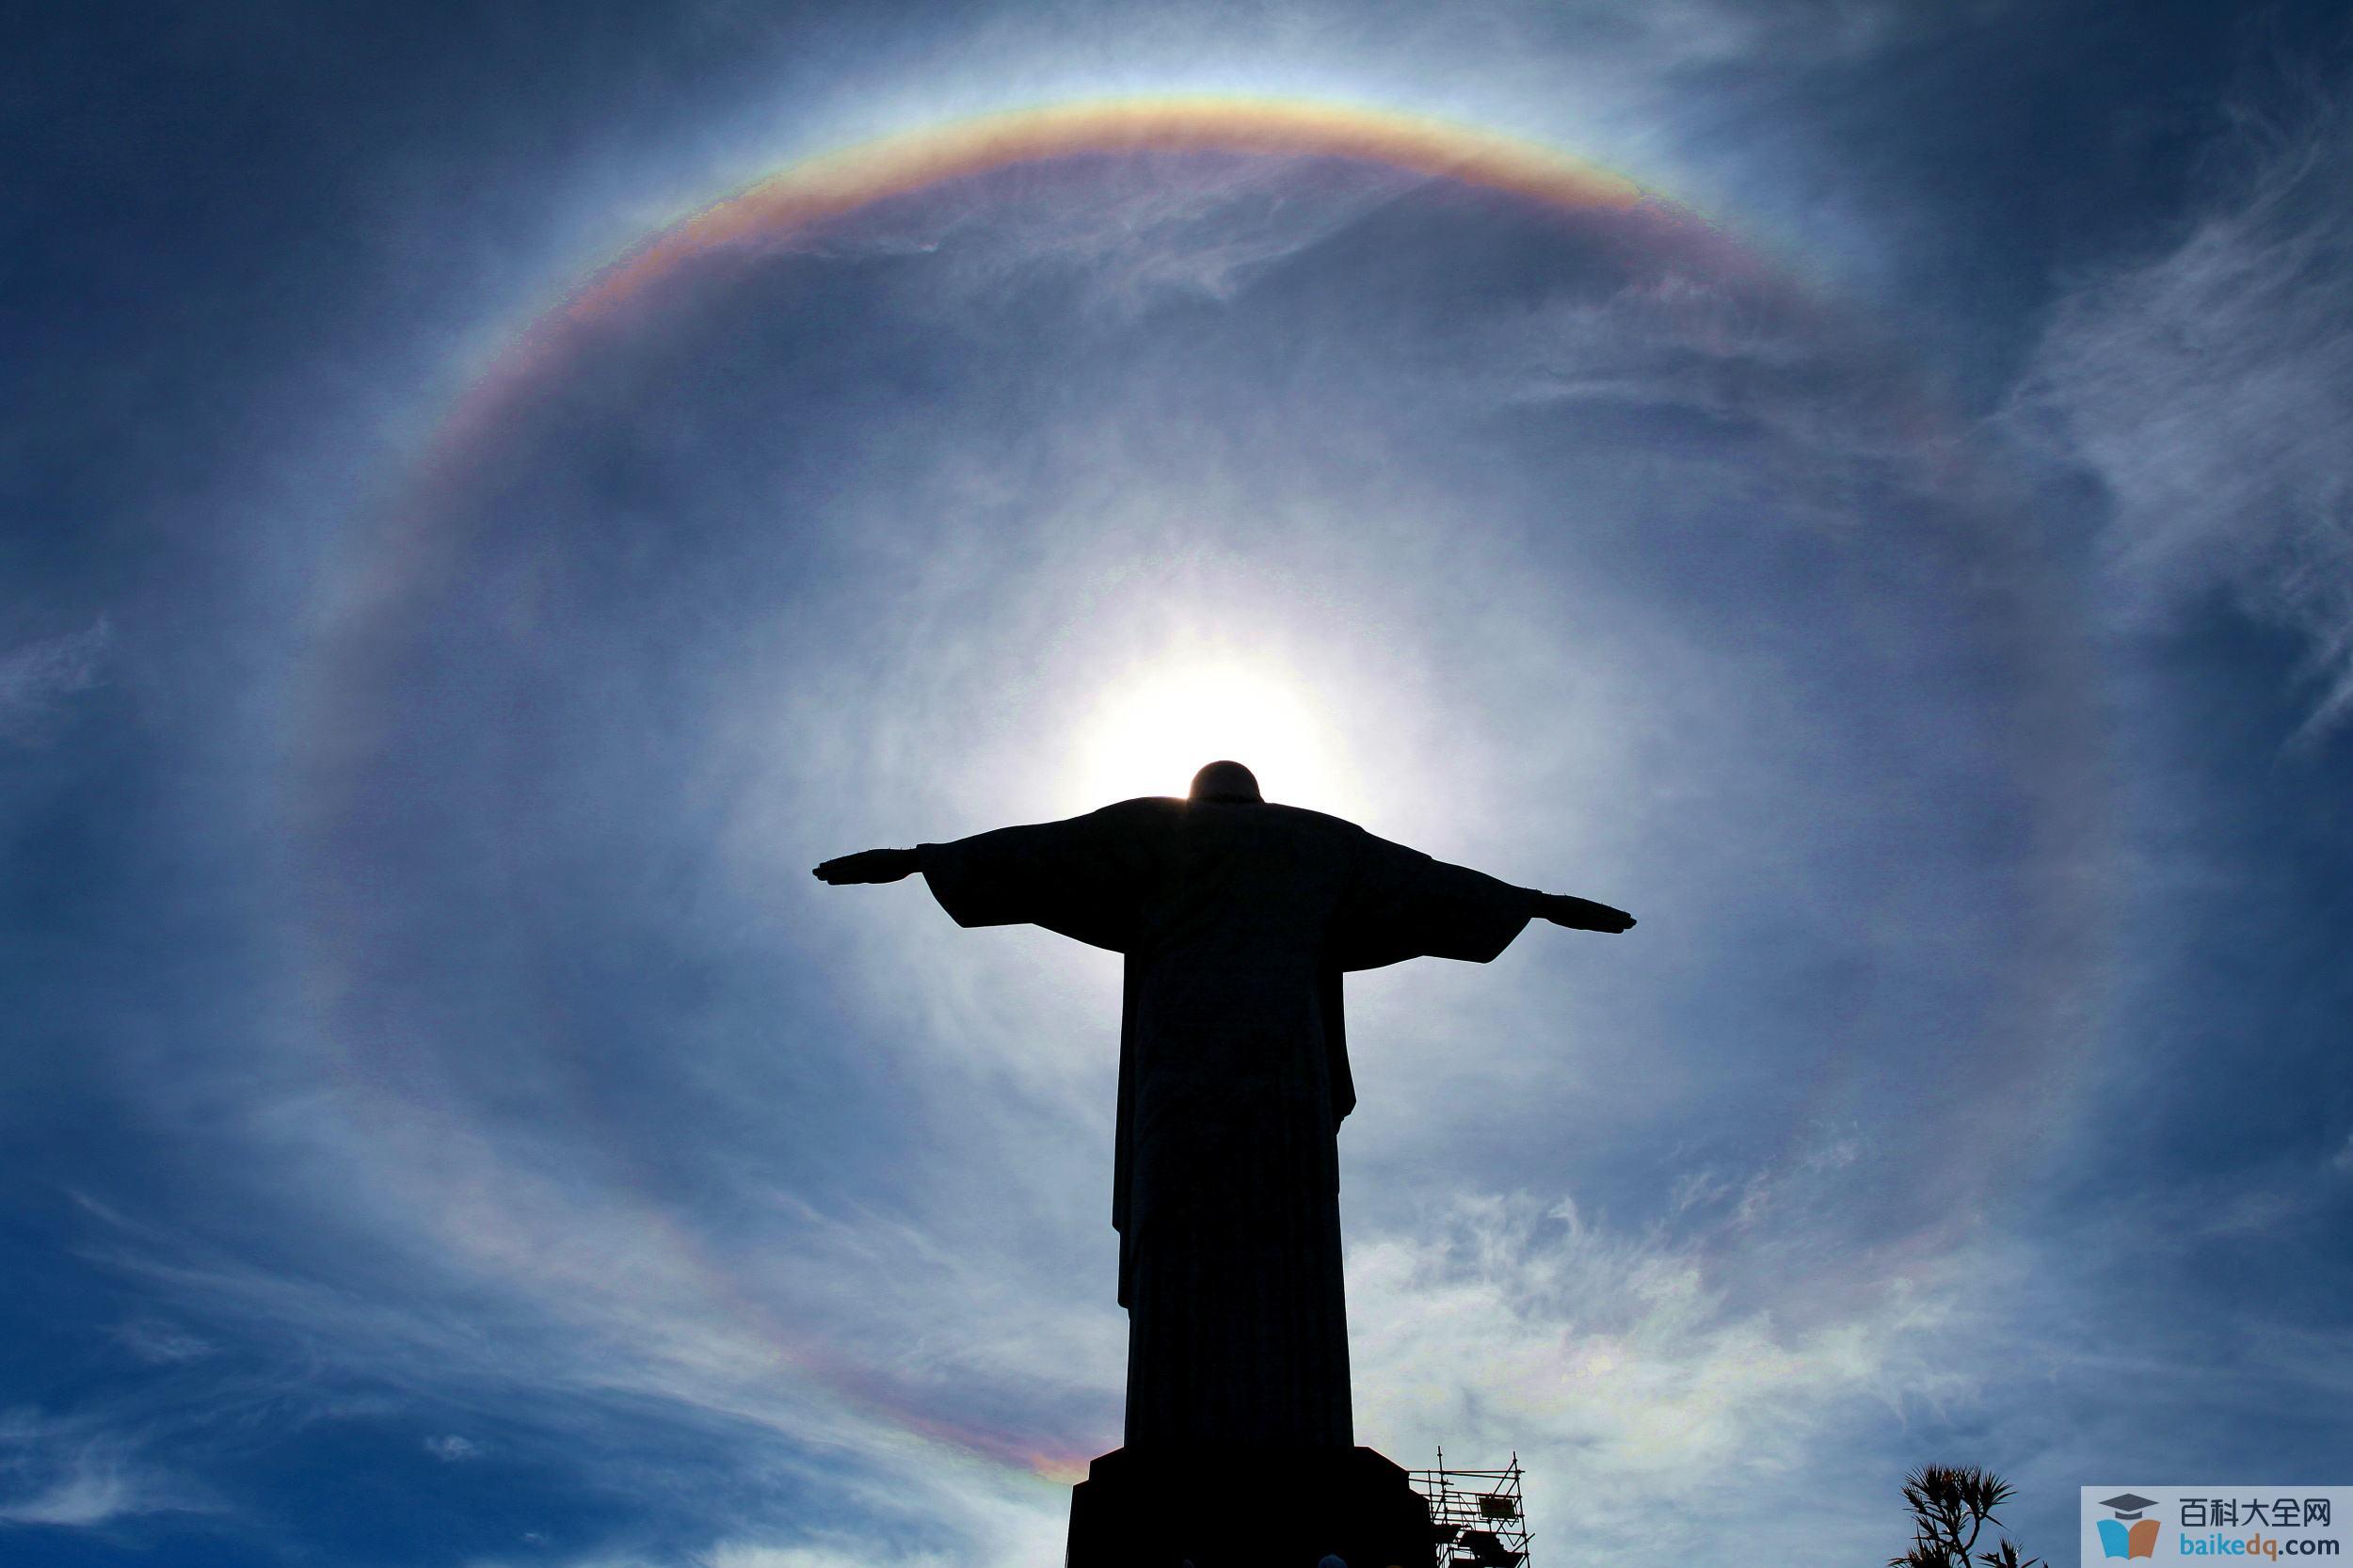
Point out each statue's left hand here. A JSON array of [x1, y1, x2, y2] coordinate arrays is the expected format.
[[812, 848, 920, 885]]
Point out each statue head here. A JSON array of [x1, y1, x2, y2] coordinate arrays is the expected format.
[[1189, 760, 1262, 804]]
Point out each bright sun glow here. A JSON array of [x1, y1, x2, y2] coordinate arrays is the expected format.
[[1065, 657, 1363, 816]]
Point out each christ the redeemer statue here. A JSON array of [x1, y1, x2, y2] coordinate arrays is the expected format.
[[814, 760, 1631, 1562]]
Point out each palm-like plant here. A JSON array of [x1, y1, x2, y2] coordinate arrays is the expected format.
[[1889, 1465, 2043, 1568]]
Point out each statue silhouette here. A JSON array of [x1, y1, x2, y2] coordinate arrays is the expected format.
[[815, 760, 1632, 1561]]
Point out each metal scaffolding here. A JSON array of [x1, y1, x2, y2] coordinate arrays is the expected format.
[[1408, 1448, 1532, 1568]]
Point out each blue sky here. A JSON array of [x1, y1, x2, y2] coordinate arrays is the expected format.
[[5, 2, 2350, 1564]]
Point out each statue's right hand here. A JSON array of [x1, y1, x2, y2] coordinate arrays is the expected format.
[[1540, 893, 1636, 933], [811, 848, 920, 885]]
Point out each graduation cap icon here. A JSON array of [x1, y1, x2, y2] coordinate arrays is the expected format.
[[2102, 1496, 2160, 1519]]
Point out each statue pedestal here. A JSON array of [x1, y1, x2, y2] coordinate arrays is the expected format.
[[1065, 1444, 1433, 1568]]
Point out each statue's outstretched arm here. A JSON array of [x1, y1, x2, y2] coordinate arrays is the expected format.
[[812, 848, 920, 885], [1530, 890, 1636, 933]]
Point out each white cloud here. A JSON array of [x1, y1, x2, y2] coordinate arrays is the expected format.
[[1575, 0, 2016, 70], [699, 1542, 963, 1568], [1349, 1189, 1996, 1564], [0, 617, 110, 744], [0, 1466, 138, 1528], [464, 1551, 672, 1568], [76, 1123, 1098, 1556], [0, 1407, 201, 1528], [1489, 264, 1965, 522], [831, 152, 1433, 318], [110, 1319, 216, 1364], [2012, 84, 2353, 735]]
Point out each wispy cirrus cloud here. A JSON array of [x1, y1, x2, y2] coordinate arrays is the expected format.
[[108, 1319, 216, 1366], [0, 1405, 204, 1528], [1348, 1177, 2002, 1566], [0, 617, 110, 745], [696, 1545, 963, 1568], [63, 1128, 1099, 1556], [2011, 79, 2353, 736]]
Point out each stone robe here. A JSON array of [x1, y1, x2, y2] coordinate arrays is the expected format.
[[918, 796, 1533, 1448]]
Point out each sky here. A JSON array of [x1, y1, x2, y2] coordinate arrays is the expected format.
[[4, 2, 2350, 1565]]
